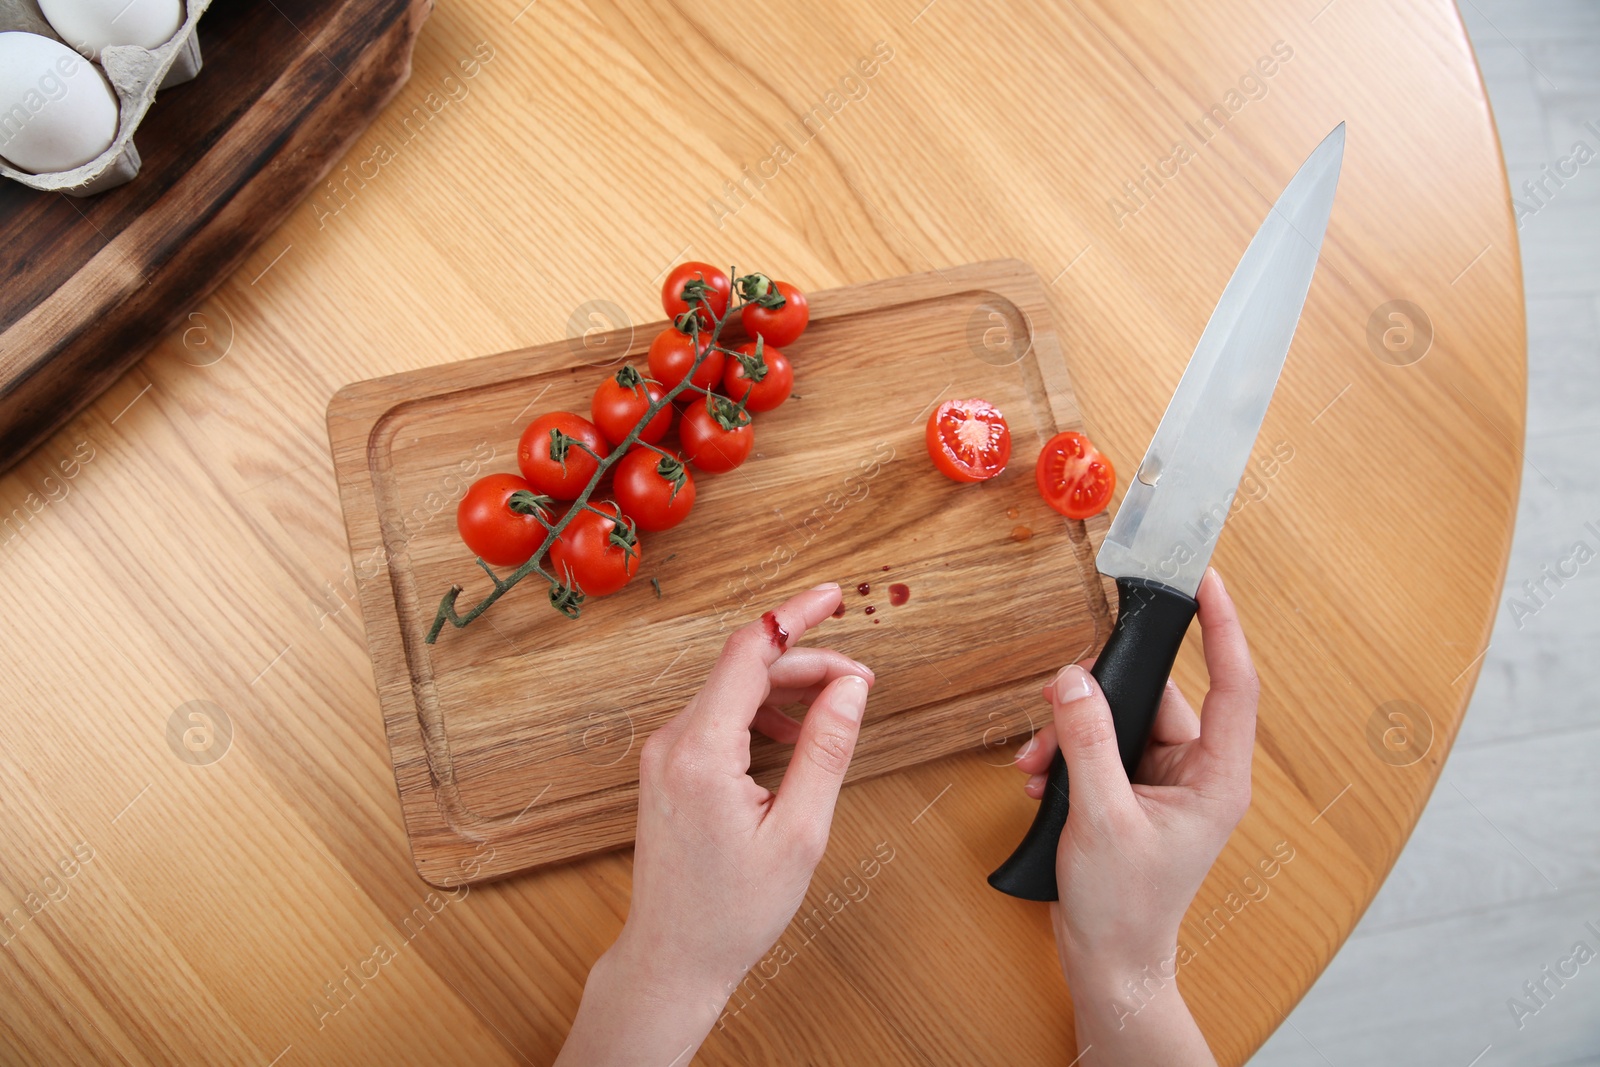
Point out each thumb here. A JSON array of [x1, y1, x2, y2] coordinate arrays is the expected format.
[[1049, 664, 1137, 827], [769, 674, 868, 848]]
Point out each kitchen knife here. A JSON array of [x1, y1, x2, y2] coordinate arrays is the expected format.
[[989, 123, 1345, 901]]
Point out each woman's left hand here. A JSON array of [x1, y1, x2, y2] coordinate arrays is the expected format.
[[558, 582, 874, 1065]]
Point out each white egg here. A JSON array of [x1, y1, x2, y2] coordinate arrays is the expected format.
[[0, 32, 120, 174], [38, 0, 184, 57]]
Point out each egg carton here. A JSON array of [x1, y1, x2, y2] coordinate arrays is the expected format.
[[0, 0, 210, 196]]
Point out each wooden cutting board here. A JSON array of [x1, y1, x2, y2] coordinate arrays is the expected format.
[[327, 259, 1116, 886]]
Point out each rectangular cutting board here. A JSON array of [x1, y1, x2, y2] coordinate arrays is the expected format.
[[328, 259, 1115, 886]]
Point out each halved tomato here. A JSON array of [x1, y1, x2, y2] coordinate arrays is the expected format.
[[926, 398, 1010, 483], [1035, 431, 1115, 519]]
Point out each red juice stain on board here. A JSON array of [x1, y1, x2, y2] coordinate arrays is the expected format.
[[761, 610, 790, 650], [888, 583, 910, 606], [832, 602, 846, 618], [1011, 525, 1033, 542], [1006, 505, 1020, 519], [857, 582, 871, 596], [864, 605, 876, 615]]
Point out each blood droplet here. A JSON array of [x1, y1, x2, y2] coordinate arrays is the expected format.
[[1010, 525, 1033, 542], [761, 610, 790, 650], [881, 565, 890, 571], [888, 583, 910, 606], [857, 582, 871, 596], [864, 605, 876, 615], [832, 602, 846, 618]]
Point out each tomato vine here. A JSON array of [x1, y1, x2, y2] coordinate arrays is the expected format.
[[426, 266, 791, 643]]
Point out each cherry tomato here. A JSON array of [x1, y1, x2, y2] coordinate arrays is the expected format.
[[591, 364, 672, 448], [722, 341, 793, 413], [661, 261, 731, 329], [926, 397, 1011, 483], [549, 500, 641, 597], [680, 395, 754, 474], [1036, 431, 1116, 519], [456, 473, 551, 567], [517, 411, 610, 500], [739, 279, 809, 348], [613, 447, 696, 532], [648, 327, 725, 392]]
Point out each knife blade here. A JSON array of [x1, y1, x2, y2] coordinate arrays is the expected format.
[[989, 123, 1345, 901]]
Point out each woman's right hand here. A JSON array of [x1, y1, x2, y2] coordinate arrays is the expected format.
[[1011, 567, 1259, 1063]]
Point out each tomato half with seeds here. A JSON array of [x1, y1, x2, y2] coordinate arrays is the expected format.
[[739, 279, 809, 348], [456, 473, 551, 567], [1036, 431, 1115, 519], [549, 501, 641, 597], [661, 261, 731, 328], [591, 364, 672, 448], [517, 411, 610, 500], [722, 341, 793, 413], [680, 395, 754, 474], [613, 447, 696, 532], [926, 398, 1010, 482], [648, 327, 724, 392]]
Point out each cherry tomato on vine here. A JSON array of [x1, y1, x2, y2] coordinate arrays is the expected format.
[[517, 411, 610, 500], [722, 341, 793, 413], [926, 397, 1010, 483], [680, 395, 754, 474], [549, 500, 641, 597], [613, 447, 696, 532], [591, 364, 672, 448], [455, 473, 551, 567], [661, 261, 731, 328], [739, 279, 809, 348], [648, 327, 724, 392], [1036, 431, 1115, 519]]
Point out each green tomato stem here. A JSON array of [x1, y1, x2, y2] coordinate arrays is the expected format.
[[426, 265, 765, 642]]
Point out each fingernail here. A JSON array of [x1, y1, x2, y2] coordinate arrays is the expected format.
[[811, 582, 840, 592], [1208, 567, 1224, 593], [1016, 736, 1038, 761], [836, 674, 868, 722], [1052, 664, 1093, 704], [851, 659, 875, 680]]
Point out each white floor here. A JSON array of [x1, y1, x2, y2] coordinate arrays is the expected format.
[[1248, 3, 1600, 1065]]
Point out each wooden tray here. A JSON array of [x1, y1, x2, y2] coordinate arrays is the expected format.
[[0, 0, 431, 475], [328, 259, 1115, 886]]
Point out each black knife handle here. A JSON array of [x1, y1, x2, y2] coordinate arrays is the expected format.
[[987, 577, 1199, 901]]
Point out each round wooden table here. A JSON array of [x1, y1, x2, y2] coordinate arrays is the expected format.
[[0, 0, 1522, 1063]]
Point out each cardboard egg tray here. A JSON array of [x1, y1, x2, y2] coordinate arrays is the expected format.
[[0, 0, 211, 196]]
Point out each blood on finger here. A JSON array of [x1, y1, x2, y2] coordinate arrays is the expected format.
[[761, 610, 790, 651]]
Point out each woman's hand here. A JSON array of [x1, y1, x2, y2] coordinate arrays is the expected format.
[[1010, 568, 1258, 1064], [558, 582, 873, 1066]]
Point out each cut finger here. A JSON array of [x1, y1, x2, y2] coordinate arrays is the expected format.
[[681, 583, 843, 755]]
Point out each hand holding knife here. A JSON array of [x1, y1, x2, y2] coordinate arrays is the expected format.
[[989, 124, 1346, 901]]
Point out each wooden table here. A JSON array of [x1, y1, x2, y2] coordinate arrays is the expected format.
[[0, 0, 1522, 1063]]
